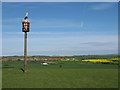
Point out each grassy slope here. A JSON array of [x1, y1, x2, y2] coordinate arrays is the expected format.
[[2, 61, 118, 88]]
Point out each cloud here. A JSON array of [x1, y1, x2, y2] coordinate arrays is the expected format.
[[2, 31, 117, 37], [2, 17, 84, 29], [82, 42, 116, 47], [80, 21, 84, 28], [31, 19, 84, 28], [91, 3, 114, 10], [2, 30, 118, 56]]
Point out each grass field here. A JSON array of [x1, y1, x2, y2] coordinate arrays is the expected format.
[[2, 61, 118, 88]]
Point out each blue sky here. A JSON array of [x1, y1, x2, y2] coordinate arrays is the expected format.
[[2, 2, 118, 56], [0, 2, 1, 56]]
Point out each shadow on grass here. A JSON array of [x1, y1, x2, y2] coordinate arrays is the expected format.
[[20, 68, 24, 72]]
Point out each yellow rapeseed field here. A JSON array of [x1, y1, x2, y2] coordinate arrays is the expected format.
[[82, 59, 112, 62], [82, 58, 120, 62]]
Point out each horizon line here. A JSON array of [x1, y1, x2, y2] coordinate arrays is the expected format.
[[1, 53, 119, 57]]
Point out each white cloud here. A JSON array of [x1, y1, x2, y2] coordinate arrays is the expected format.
[[80, 21, 84, 28], [2, 31, 117, 36], [2, 18, 84, 29], [2, 30, 118, 56], [91, 3, 114, 10], [31, 19, 84, 28]]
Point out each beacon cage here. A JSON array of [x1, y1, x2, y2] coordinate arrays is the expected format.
[[22, 19, 30, 32]]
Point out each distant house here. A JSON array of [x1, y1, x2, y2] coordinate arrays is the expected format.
[[42, 63, 48, 65], [41, 62, 56, 65]]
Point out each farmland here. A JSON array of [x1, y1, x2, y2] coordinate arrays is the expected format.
[[2, 55, 119, 88]]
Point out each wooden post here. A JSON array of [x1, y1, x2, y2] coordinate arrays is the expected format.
[[24, 32, 27, 72]]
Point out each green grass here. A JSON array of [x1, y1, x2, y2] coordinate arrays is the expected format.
[[2, 61, 118, 88]]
